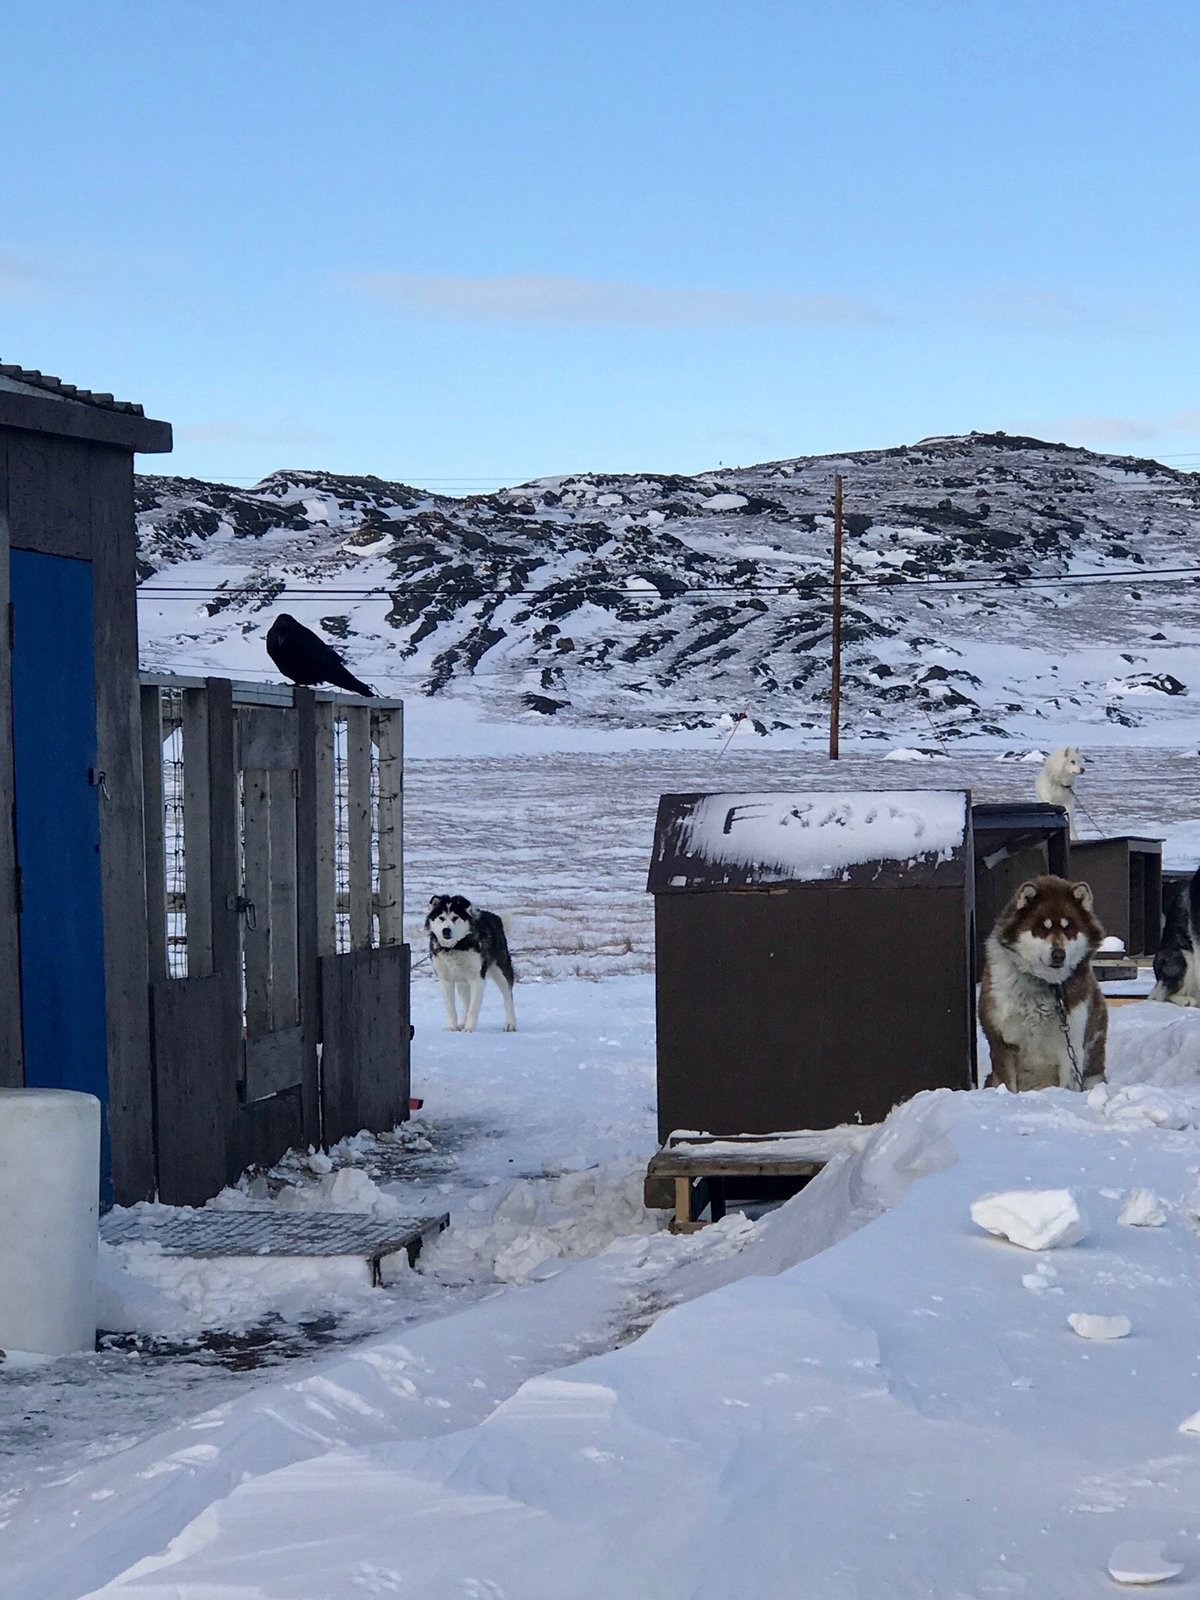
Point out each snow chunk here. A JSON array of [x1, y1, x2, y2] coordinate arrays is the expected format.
[[676, 790, 966, 884], [1118, 1189, 1168, 1227], [1068, 1312, 1132, 1340], [1090, 1083, 1194, 1130], [700, 492, 748, 511], [970, 1189, 1089, 1251], [1107, 1542, 1183, 1584], [1177, 1409, 1200, 1435]]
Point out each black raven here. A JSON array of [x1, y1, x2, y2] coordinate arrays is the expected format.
[[266, 614, 375, 697]]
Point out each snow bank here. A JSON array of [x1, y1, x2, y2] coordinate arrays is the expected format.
[[882, 746, 947, 762], [1105, 1001, 1200, 1095], [71, 1088, 1200, 1599]]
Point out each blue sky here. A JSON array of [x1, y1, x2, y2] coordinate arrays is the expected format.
[[5, 0, 1199, 488]]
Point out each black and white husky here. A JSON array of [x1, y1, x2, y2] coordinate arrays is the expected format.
[[1151, 868, 1200, 1006], [424, 894, 517, 1033]]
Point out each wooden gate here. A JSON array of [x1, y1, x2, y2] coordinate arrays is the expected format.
[[141, 675, 407, 1204]]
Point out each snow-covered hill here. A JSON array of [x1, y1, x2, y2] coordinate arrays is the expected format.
[[135, 433, 1200, 743]]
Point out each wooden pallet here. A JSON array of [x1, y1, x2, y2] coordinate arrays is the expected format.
[[645, 1127, 872, 1233]]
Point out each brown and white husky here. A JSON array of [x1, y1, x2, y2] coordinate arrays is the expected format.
[[979, 875, 1107, 1092]]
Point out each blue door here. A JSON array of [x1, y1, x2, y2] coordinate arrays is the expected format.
[[10, 550, 110, 1198]]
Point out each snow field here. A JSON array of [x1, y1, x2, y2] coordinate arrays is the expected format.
[[39, 1076, 1200, 1599], [403, 745, 1200, 982]]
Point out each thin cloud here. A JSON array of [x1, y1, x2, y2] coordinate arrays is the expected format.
[[178, 419, 333, 447], [347, 271, 884, 328], [0, 251, 46, 300], [1039, 410, 1200, 446], [964, 287, 1160, 333], [967, 288, 1088, 330], [1053, 414, 1159, 444]]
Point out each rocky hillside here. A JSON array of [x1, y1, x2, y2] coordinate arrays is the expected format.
[[135, 433, 1200, 742]]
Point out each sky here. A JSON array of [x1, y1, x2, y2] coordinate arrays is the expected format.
[[4, 0, 1200, 491]]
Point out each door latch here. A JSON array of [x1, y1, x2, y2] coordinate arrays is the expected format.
[[87, 768, 111, 799], [225, 894, 257, 930]]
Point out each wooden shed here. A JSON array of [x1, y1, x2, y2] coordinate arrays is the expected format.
[[1, 363, 414, 1208], [647, 789, 976, 1143], [0, 365, 171, 1204], [1071, 836, 1163, 957], [970, 801, 1071, 975]]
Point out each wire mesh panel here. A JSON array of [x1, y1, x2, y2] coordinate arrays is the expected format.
[[332, 712, 351, 954], [160, 686, 187, 977], [141, 683, 214, 981], [320, 703, 403, 955]]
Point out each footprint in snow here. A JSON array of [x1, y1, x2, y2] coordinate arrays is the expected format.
[[813, 802, 852, 828], [888, 804, 926, 838], [350, 1566, 404, 1594]]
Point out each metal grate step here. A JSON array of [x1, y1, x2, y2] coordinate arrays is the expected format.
[[102, 1208, 449, 1282]]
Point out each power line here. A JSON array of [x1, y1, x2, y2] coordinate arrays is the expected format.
[[137, 562, 1200, 603]]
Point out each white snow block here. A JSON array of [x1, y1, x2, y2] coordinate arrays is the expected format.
[[1068, 1312, 1131, 1340], [1178, 1410, 1200, 1436], [1107, 1542, 1184, 1585], [1119, 1189, 1168, 1227], [0, 1089, 100, 1355], [970, 1189, 1089, 1251]]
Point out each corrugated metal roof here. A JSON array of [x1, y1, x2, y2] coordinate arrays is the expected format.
[[0, 361, 145, 416]]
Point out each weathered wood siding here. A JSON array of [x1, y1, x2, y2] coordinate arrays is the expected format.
[[320, 943, 411, 1145], [89, 446, 154, 1200]]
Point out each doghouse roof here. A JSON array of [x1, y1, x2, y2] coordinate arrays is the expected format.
[[647, 789, 970, 892], [0, 362, 171, 452]]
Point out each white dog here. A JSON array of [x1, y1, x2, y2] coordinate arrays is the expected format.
[[1036, 747, 1084, 839]]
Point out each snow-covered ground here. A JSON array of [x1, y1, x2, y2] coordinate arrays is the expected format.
[[6, 744, 1200, 1597]]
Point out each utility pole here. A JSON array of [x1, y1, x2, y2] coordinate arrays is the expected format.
[[829, 473, 843, 760]]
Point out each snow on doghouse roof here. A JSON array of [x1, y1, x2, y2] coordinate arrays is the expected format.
[[647, 789, 969, 891]]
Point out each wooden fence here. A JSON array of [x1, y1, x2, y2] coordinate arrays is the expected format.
[[139, 674, 409, 1204]]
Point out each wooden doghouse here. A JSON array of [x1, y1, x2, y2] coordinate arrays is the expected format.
[[0, 366, 171, 1203], [1163, 868, 1193, 925], [1071, 836, 1163, 957], [647, 790, 976, 1143], [970, 802, 1071, 976]]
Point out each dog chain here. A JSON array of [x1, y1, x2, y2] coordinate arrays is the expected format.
[[1053, 988, 1086, 1091]]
